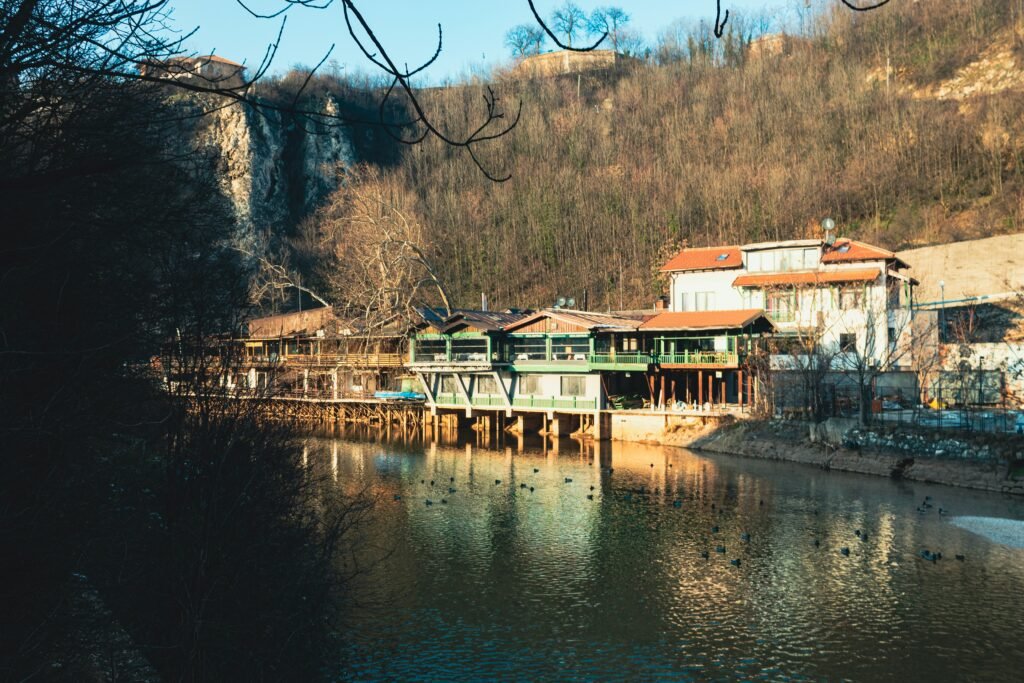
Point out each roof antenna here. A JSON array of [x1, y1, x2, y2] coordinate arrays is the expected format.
[[821, 217, 837, 247]]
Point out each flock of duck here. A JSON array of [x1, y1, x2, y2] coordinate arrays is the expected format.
[[393, 465, 967, 566]]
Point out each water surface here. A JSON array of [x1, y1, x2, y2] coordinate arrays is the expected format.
[[313, 432, 1024, 681]]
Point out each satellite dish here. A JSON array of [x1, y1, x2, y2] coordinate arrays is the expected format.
[[556, 296, 567, 308], [821, 217, 837, 246], [566, 297, 576, 308]]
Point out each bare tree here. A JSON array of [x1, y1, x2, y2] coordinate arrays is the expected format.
[[506, 23, 547, 57], [302, 166, 452, 339], [551, 2, 589, 48], [588, 6, 631, 51]]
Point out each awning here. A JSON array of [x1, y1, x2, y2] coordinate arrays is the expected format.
[[732, 268, 880, 288]]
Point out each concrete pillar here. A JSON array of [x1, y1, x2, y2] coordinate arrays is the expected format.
[[303, 369, 309, 396], [332, 371, 338, 400]]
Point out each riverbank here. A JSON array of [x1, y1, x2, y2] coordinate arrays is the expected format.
[[684, 418, 1024, 495]]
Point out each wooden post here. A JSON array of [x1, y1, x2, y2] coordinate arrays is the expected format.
[[720, 377, 725, 405], [698, 370, 704, 405], [659, 374, 666, 410], [738, 370, 744, 407], [708, 375, 714, 406]]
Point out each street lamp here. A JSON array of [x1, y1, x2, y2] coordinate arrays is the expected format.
[[939, 280, 945, 342]]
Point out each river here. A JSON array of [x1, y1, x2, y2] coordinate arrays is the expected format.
[[309, 431, 1024, 681]]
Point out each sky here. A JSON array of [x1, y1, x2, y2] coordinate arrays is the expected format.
[[164, 1, 796, 84]]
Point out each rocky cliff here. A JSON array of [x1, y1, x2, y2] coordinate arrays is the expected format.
[[184, 93, 355, 251]]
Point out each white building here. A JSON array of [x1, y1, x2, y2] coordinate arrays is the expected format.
[[661, 237, 917, 368]]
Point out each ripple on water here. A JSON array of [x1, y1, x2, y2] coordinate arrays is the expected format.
[[321, 437, 1024, 682]]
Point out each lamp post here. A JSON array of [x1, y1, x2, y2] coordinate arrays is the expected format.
[[939, 279, 945, 342]]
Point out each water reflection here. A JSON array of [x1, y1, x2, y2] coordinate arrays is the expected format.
[[307, 430, 1024, 682]]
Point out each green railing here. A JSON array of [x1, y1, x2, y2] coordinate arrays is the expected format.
[[588, 353, 652, 368], [434, 393, 465, 405], [512, 396, 597, 410], [471, 396, 506, 407]]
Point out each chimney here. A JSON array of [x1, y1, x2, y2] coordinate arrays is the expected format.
[[654, 296, 668, 311]]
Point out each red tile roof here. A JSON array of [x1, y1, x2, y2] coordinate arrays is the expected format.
[[822, 239, 908, 268], [639, 309, 773, 331], [732, 268, 880, 287], [661, 246, 743, 272]]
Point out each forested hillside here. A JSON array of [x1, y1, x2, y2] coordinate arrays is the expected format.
[[300, 0, 1024, 312]]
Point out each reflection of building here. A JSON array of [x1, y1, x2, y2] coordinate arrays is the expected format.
[[140, 54, 245, 89]]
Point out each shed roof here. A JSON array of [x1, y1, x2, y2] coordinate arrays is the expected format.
[[660, 246, 743, 272], [638, 309, 775, 332], [732, 268, 881, 288], [503, 308, 643, 333]]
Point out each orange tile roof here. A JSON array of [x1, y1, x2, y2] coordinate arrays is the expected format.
[[639, 309, 773, 331], [822, 239, 908, 268], [732, 268, 880, 287], [661, 246, 743, 272]]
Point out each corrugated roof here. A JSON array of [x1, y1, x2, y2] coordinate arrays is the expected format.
[[660, 246, 743, 272], [503, 308, 643, 332], [639, 309, 773, 331], [732, 268, 881, 287], [822, 239, 908, 268], [418, 308, 530, 332]]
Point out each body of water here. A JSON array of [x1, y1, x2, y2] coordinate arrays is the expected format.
[[311, 432, 1024, 681]]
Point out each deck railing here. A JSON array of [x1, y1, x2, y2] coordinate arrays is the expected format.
[[659, 351, 738, 366], [588, 351, 738, 367], [280, 352, 404, 367], [512, 396, 598, 410]]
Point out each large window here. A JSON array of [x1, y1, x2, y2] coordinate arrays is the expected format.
[[560, 375, 586, 396], [839, 333, 857, 352], [510, 336, 547, 361], [746, 247, 819, 272], [550, 336, 589, 360], [440, 375, 458, 394], [476, 375, 498, 394], [416, 337, 447, 361], [450, 337, 487, 361], [519, 374, 541, 395]]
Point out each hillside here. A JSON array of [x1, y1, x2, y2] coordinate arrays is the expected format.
[[292, 0, 1023, 312]]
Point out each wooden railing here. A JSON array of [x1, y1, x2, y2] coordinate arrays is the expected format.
[[276, 353, 404, 367], [659, 351, 738, 366]]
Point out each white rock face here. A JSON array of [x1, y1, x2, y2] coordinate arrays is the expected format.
[[190, 94, 354, 250], [949, 516, 1024, 549]]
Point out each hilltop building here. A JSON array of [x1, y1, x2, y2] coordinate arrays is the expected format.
[[140, 54, 246, 89]]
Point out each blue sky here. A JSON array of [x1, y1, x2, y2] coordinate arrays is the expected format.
[[165, 1, 794, 83]]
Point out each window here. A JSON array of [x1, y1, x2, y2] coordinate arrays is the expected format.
[[746, 251, 762, 271], [440, 375, 458, 394], [476, 376, 497, 394], [550, 335, 589, 360], [678, 292, 690, 311], [839, 286, 863, 310], [766, 290, 796, 322], [560, 375, 586, 396], [519, 374, 541, 395], [839, 333, 857, 352], [803, 247, 819, 268], [510, 336, 546, 361], [694, 291, 716, 311]]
